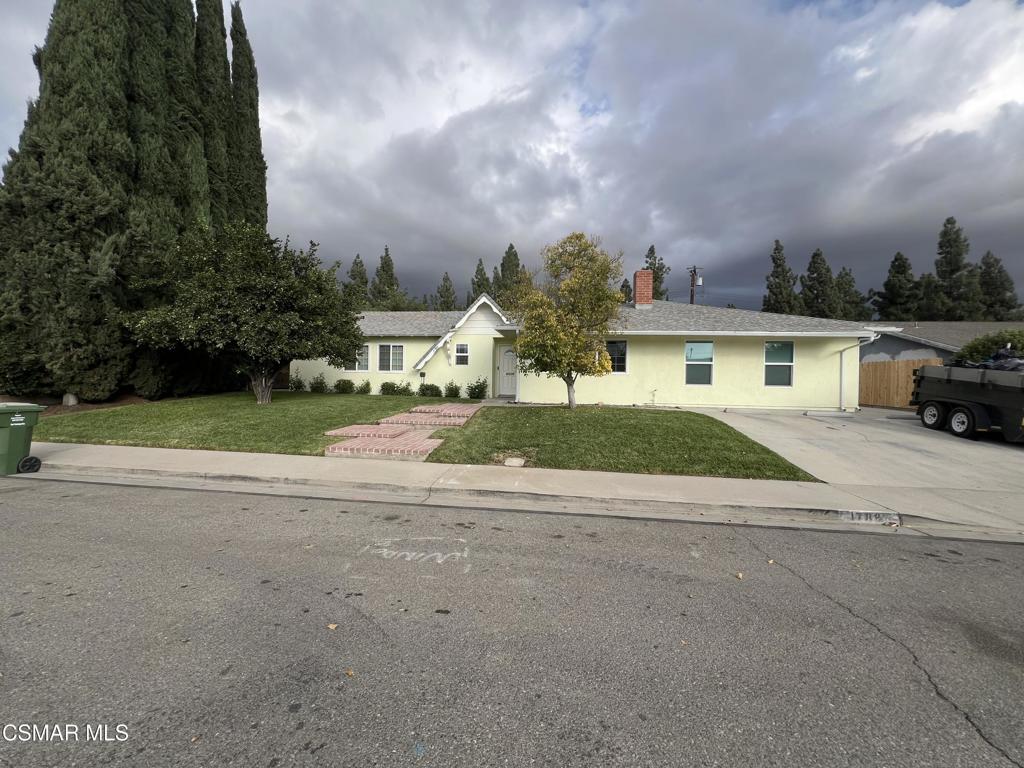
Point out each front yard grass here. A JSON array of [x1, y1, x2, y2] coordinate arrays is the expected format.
[[33, 391, 455, 456], [428, 406, 816, 481]]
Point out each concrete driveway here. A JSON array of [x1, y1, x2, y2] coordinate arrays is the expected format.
[[706, 408, 1024, 533]]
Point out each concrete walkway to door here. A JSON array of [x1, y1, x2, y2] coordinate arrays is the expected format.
[[700, 407, 1024, 532]]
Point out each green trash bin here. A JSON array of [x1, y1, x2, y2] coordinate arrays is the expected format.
[[0, 402, 47, 476]]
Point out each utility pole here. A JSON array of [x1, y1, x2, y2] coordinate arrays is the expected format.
[[688, 266, 704, 305]]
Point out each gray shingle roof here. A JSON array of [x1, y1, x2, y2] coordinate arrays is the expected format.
[[611, 301, 874, 335], [880, 321, 1024, 351], [357, 310, 465, 337]]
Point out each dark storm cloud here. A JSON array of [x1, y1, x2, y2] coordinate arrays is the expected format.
[[1, 0, 1021, 306]]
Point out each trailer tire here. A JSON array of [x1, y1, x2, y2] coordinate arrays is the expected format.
[[920, 402, 947, 430], [947, 406, 977, 439]]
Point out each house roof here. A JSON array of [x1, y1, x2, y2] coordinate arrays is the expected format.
[[611, 301, 876, 337], [872, 321, 1024, 351], [357, 310, 465, 337]]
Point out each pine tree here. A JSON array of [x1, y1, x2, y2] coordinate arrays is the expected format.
[[871, 252, 920, 320], [0, 0, 135, 401], [619, 278, 633, 303], [761, 240, 801, 315], [978, 251, 1019, 320], [643, 244, 670, 300], [228, 1, 266, 228], [435, 272, 458, 311], [953, 266, 986, 321], [369, 246, 403, 308], [916, 273, 951, 321], [935, 216, 969, 315], [342, 254, 369, 310], [493, 243, 521, 302], [834, 267, 870, 321], [195, 0, 234, 228], [799, 249, 839, 318], [470, 258, 492, 299]]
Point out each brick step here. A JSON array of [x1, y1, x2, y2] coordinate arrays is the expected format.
[[325, 431, 442, 461], [410, 403, 483, 417], [379, 413, 468, 427], [324, 423, 413, 438]]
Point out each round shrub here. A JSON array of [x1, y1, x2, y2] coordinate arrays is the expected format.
[[466, 377, 488, 399], [443, 380, 461, 398], [958, 330, 1024, 362], [354, 380, 372, 394], [309, 373, 328, 393], [288, 373, 306, 392], [334, 378, 355, 394], [418, 383, 442, 397]]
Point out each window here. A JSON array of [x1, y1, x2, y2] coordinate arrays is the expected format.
[[764, 341, 794, 386], [455, 343, 469, 366], [346, 344, 369, 371], [378, 344, 404, 372], [685, 341, 714, 385], [606, 341, 627, 373]]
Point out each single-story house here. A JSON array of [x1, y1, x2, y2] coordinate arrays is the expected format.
[[292, 270, 881, 410], [860, 321, 1024, 363]]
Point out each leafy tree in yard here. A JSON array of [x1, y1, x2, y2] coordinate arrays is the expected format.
[[643, 244, 670, 300], [834, 267, 871, 321], [132, 223, 362, 404], [959, 330, 1024, 362], [227, 1, 267, 228], [870, 252, 919, 320], [435, 272, 458, 311], [799, 249, 839, 318], [978, 251, 1019, 320], [762, 240, 801, 315], [469, 258, 492, 300], [343, 253, 369, 310], [620, 278, 633, 303], [511, 232, 623, 409], [915, 273, 952, 321]]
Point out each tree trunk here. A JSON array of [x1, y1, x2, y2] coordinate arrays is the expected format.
[[251, 371, 273, 405], [563, 376, 577, 409]]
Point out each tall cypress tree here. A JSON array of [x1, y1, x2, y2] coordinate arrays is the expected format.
[[343, 254, 369, 310], [493, 243, 521, 301], [870, 252, 920, 320], [799, 249, 839, 318], [978, 251, 1019, 320], [916, 273, 951, 321], [834, 267, 870, 321], [195, 0, 234, 229], [619, 278, 633, 303], [228, 1, 266, 228], [435, 272, 458, 311], [762, 240, 801, 315], [935, 216, 969, 316], [470, 258, 492, 299], [0, 0, 135, 402], [369, 246, 404, 308], [643, 244, 670, 300]]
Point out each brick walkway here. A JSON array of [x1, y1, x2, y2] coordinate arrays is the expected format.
[[324, 402, 483, 460]]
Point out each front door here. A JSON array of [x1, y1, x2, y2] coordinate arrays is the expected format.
[[498, 346, 517, 397]]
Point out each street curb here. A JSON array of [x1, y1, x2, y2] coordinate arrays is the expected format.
[[28, 462, 902, 527]]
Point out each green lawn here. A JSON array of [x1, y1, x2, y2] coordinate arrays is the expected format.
[[33, 392, 454, 456], [428, 406, 816, 481]]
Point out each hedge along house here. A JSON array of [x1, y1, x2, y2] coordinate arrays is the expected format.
[[291, 271, 882, 409]]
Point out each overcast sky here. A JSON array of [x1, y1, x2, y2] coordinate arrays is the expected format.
[[1, 0, 1022, 307]]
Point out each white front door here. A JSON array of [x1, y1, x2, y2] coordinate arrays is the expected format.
[[498, 346, 517, 397]]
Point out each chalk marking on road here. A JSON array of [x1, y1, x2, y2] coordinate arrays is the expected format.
[[358, 537, 470, 567]]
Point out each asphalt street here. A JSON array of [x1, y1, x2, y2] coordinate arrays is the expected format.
[[1, 478, 1022, 768]]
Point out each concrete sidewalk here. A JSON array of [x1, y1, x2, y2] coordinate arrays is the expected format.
[[8, 441, 1021, 542]]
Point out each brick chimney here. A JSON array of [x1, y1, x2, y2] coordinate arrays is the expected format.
[[633, 269, 653, 308]]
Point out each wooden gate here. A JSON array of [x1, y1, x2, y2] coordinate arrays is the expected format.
[[859, 358, 943, 408]]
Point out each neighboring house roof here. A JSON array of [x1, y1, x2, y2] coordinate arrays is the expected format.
[[612, 301, 876, 337], [871, 321, 1024, 352]]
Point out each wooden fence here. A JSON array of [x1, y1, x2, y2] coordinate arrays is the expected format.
[[859, 358, 943, 408]]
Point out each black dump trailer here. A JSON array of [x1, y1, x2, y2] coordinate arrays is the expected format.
[[910, 365, 1024, 442]]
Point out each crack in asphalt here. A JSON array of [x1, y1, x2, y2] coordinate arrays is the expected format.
[[737, 529, 1023, 768]]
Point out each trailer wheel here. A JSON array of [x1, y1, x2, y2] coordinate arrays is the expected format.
[[920, 402, 947, 430], [947, 407, 977, 439]]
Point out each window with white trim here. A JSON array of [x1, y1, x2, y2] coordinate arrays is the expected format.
[[606, 340, 627, 373], [455, 343, 469, 366], [764, 341, 794, 386], [378, 344, 404, 372], [345, 344, 369, 371], [685, 341, 714, 385]]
